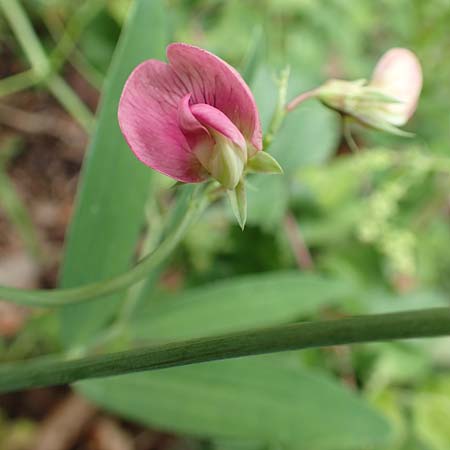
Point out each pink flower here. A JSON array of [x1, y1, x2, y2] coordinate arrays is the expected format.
[[118, 43, 263, 190]]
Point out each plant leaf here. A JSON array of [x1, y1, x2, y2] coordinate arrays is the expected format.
[[59, 0, 168, 347], [79, 357, 392, 449], [131, 271, 352, 342]]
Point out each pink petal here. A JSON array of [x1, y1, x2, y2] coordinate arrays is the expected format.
[[167, 43, 262, 154], [371, 48, 422, 126], [191, 103, 246, 150], [118, 60, 206, 183], [178, 94, 214, 152]]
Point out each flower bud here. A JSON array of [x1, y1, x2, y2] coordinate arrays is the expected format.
[[370, 48, 422, 126], [287, 48, 422, 136], [316, 79, 411, 136], [315, 78, 369, 115]]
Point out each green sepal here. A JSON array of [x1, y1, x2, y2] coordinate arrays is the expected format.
[[247, 151, 283, 174], [228, 179, 247, 230], [353, 113, 414, 137], [170, 181, 185, 190]]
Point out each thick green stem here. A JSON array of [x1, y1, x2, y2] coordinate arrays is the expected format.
[[0, 307, 449, 393], [0, 189, 207, 307]]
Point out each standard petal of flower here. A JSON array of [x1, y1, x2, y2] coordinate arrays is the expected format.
[[167, 43, 262, 153], [118, 60, 206, 183], [371, 48, 422, 126]]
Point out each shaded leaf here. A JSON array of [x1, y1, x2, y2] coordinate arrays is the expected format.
[[59, 0, 168, 347], [131, 271, 351, 342], [80, 356, 392, 450]]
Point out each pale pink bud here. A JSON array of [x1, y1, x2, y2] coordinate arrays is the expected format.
[[287, 48, 423, 135], [370, 48, 423, 126]]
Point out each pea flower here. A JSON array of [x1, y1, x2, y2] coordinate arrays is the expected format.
[[287, 48, 422, 136], [118, 43, 282, 228]]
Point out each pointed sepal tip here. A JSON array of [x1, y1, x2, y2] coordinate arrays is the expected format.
[[228, 179, 247, 230], [247, 151, 283, 175]]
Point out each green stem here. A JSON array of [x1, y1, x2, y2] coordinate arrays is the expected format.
[[69, 49, 104, 90], [42, 0, 105, 89], [0, 0, 49, 76], [263, 67, 290, 150], [0, 141, 43, 262], [343, 116, 360, 153], [47, 75, 94, 132], [48, 0, 105, 74], [0, 189, 208, 307], [0, 0, 94, 131], [0, 307, 449, 393], [0, 70, 38, 97], [285, 87, 318, 112]]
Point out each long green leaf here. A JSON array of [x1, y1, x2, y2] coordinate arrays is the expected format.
[[79, 357, 392, 449], [59, 0, 168, 347], [131, 272, 352, 342]]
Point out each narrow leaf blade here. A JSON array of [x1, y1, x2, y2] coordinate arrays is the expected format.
[[59, 0, 168, 347], [80, 357, 392, 449], [131, 272, 352, 342]]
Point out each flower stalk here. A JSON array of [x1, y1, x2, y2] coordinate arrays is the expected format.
[[0, 307, 449, 393]]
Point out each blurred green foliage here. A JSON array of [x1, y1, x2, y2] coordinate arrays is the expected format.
[[1, 0, 450, 449]]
